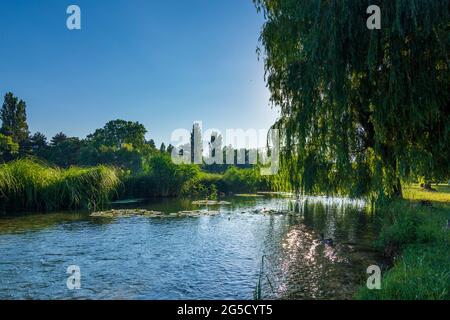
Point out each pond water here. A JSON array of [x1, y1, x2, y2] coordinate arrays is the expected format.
[[0, 195, 380, 300]]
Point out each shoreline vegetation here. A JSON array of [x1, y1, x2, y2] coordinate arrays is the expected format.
[[0, 157, 272, 214], [356, 185, 450, 300]]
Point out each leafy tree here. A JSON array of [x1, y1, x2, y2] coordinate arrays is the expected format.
[[88, 120, 147, 150], [0, 133, 19, 161], [0, 92, 29, 147], [51, 132, 68, 146], [77, 120, 153, 171], [147, 139, 156, 149], [47, 136, 83, 168], [77, 145, 98, 166], [166, 144, 174, 155], [254, 0, 450, 198], [140, 143, 157, 157], [29, 132, 48, 157], [30, 132, 47, 147], [78, 143, 143, 172], [130, 154, 191, 197]]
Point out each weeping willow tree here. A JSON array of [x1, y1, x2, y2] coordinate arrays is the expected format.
[[255, 0, 450, 198]]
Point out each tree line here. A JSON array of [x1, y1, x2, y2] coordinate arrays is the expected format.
[[0, 92, 175, 171], [0, 92, 273, 209], [0, 92, 265, 174]]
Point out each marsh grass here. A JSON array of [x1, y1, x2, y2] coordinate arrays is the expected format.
[[0, 159, 119, 212]]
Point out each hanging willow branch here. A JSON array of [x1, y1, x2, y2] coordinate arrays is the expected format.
[[255, 0, 450, 198]]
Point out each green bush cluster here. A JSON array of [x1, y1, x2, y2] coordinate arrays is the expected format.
[[121, 154, 198, 198], [120, 155, 272, 199], [222, 166, 269, 193], [374, 201, 447, 254]]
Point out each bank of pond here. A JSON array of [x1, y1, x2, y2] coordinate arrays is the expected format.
[[0, 159, 448, 300]]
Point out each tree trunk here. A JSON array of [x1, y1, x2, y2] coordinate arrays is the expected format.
[[393, 177, 403, 198], [381, 144, 402, 199]]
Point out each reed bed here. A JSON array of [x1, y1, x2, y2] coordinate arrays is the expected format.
[[0, 159, 119, 212]]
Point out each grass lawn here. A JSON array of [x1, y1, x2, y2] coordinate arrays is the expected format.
[[403, 184, 450, 203]]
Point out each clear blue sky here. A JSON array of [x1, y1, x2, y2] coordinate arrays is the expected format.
[[0, 0, 278, 146]]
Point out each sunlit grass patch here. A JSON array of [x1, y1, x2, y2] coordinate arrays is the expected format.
[[403, 184, 450, 203]]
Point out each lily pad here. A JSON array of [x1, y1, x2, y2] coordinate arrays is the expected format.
[[91, 208, 221, 219]]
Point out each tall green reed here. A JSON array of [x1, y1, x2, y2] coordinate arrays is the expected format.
[[0, 159, 119, 212]]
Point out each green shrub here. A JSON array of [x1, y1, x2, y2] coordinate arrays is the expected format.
[[223, 166, 264, 193], [180, 171, 223, 197], [375, 201, 448, 256], [375, 202, 421, 254], [122, 154, 201, 198]]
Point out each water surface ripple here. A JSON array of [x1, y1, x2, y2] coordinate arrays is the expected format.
[[0, 196, 378, 299]]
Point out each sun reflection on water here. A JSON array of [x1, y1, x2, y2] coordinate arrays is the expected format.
[[260, 196, 376, 300]]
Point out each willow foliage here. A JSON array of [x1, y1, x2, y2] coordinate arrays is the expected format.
[[255, 0, 450, 198]]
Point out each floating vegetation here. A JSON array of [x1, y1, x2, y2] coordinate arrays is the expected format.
[[90, 209, 163, 218], [172, 210, 220, 218], [192, 200, 231, 205], [90, 209, 220, 218]]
